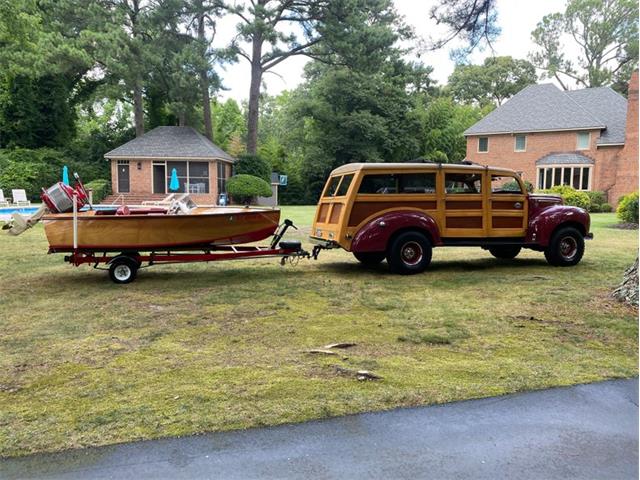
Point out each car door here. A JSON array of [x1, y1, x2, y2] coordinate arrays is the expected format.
[[442, 169, 485, 238], [488, 172, 528, 238]]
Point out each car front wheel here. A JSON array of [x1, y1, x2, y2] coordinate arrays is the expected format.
[[544, 227, 585, 267], [488, 246, 521, 259], [386, 231, 432, 275]]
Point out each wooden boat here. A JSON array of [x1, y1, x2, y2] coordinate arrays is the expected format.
[[43, 205, 281, 252]]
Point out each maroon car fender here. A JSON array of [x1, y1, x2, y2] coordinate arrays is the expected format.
[[526, 205, 590, 246], [350, 210, 442, 253]]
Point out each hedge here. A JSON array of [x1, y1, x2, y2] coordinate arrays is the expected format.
[[617, 192, 639, 224], [84, 179, 111, 203], [539, 185, 590, 210], [227, 174, 272, 205]]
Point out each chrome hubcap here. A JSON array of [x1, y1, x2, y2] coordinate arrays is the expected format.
[[114, 264, 131, 281], [401, 241, 423, 266], [559, 236, 578, 260]]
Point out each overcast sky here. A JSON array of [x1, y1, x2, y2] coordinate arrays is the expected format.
[[214, 0, 567, 103]]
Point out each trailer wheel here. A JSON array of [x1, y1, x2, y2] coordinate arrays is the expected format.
[[386, 231, 432, 275], [109, 256, 139, 284]]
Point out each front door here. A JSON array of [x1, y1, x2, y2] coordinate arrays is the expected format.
[[488, 173, 528, 237], [153, 163, 166, 194], [117, 161, 130, 193], [442, 170, 485, 237]]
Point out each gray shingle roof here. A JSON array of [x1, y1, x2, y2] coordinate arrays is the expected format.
[[536, 152, 595, 166], [463, 83, 629, 144], [566, 87, 627, 144], [104, 126, 235, 162]]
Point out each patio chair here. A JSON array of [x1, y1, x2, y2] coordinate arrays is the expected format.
[[12, 189, 31, 206], [0, 189, 9, 207], [141, 193, 177, 206]]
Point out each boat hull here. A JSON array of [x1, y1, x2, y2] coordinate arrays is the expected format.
[[43, 207, 281, 251]]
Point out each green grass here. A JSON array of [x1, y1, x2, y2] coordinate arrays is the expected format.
[[0, 209, 637, 457]]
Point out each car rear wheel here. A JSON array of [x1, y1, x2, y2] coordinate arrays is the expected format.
[[353, 251, 386, 265], [544, 227, 585, 267], [488, 246, 521, 259], [108, 255, 139, 284], [386, 231, 432, 275]]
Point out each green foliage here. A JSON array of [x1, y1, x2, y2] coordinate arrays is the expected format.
[[503, 179, 534, 193], [541, 185, 591, 210], [234, 154, 271, 182], [416, 97, 486, 163], [617, 191, 639, 223], [226, 174, 272, 205], [212, 99, 245, 151], [585, 190, 608, 212], [448, 56, 537, 106], [84, 179, 111, 203], [530, 0, 639, 92], [0, 75, 77, 148], [600, 203, 613, 213], [0, 147, 110, 201]]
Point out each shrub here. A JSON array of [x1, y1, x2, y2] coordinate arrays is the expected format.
[[540, 185, 590, 210], [84, 179, 111, 203], [234, 154, 271, 182], [503, 179, 534, 193], [589, 203, 601, 213], [586, 190, 606, 207], [617, 191, 639, 224], [600, 203, 613, 213], [227, 174, 272, 205]]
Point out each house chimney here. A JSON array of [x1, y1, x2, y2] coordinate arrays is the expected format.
[[611, 71, 639, 205]]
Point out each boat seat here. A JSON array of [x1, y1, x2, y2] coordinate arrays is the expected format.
[[279, 241, 301, 250]]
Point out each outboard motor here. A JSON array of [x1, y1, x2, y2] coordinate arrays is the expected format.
[[2, 173, 89, 236]]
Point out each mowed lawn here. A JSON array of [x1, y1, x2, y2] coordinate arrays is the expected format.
[[0, 208, 637, 457]]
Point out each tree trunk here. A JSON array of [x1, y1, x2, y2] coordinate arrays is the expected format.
[[246, 34, 263, 155], [133, 83, 144, 137], [197, 9, 213, 140]]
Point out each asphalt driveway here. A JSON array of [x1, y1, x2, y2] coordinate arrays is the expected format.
[[2, 378, 637, 479]]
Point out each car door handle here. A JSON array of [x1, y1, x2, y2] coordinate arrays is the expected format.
[[514, 202, 522, 209]]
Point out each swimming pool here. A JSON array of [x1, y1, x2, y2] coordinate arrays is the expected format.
[[0, 204, 115, 220]]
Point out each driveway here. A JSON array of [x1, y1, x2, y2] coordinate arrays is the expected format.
[[2, 378, 637, 479]]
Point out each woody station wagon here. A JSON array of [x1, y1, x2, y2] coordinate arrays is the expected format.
[[310, 162, 592, 274]]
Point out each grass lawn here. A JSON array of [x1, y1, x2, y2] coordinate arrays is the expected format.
[[0, 208, 637, 457]]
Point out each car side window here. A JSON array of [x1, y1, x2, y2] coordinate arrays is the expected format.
[[323, 176, 342, 197], [491, 175, 523, 194], [336, 174, 354, 196], [358, 173, 436, 194], [444, 173, 482, 194]]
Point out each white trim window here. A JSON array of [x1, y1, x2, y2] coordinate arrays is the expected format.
[[537, 165, 591, 191], [478, 137, 489, 153], [217, 162, 228, 194], [514, 134, 526, 152], [576, 132, 590, 150]]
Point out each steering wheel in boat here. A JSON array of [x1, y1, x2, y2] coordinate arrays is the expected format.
[[73, 172, 90, 204]]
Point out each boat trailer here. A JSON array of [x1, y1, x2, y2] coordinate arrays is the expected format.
[[60, 219, 310, 284]]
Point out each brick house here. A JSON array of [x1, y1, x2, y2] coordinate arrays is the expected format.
[[104, 126, 235, 204], [464, 72, 638, 205]]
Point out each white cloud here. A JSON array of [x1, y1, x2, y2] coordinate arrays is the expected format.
[[215, 0, 564, 103]]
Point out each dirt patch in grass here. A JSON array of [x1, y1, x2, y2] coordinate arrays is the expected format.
[[0, 209, 637, 457]]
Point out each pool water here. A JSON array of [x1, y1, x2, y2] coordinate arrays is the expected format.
[[0, 204, 115, 219]]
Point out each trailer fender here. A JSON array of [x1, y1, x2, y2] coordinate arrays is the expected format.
[[351, 210, 441, 253]]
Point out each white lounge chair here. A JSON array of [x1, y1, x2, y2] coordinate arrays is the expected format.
[[12, 189, 31, 206], [0, 189, 9, 207], [142, 193, 177, 206]]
